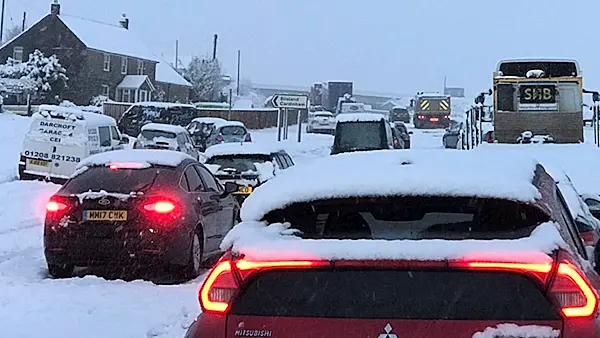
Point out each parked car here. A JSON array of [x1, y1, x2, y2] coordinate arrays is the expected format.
[[204, 143, 294, 204], [307, 111, 336, 134], [185, 117, 228, 151], [133, 123, 199, 160], [205, 121, 252, 149], [583, 194, 600, 220], [442, 120, 465, 149], [43, 149, 239, 281], [117, 102, 198, 137], [19, 105, 128, 183], [390, 123, 405, 149], [556, 176, 600, 249], [187, 150, 600, 338], [391, 121, 412, 149], [389, 106, 410, 123], [330, 113, 393, 155]]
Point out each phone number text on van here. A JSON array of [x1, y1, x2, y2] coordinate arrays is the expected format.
[[23, 150, 81, 163]]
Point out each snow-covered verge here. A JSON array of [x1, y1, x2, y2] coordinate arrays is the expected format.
[[249, 125, 334, 164], [471, 323, 560, 338], [0, 113, 31, 183], [221, 221, 564, 262]]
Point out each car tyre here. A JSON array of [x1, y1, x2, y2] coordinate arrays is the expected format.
[[48, 263, 74, 278], [183, 230, 204, 280]]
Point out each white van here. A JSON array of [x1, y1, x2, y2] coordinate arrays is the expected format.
[[18, 105, 129, 182]]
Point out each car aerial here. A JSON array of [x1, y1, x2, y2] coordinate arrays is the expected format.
[[306, 111, 336, 134], [389, 105, 410, 123], [186, 150, 600, 338], [330, 113, 394, 155], [205, 120, 252, 149], [203, 143, 294, 204], [134, 123, 199, 160], [442, 119, 465, 149], [43, 149, 239, 281], [19, 105, 129, 183], [391, 121, 412, 149], [186, 117, 228, 152], [117, 102, 198, 137]]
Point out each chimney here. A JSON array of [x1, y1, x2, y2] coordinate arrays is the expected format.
[[119, 14, 129, 29], [50, 0, 61, 16]]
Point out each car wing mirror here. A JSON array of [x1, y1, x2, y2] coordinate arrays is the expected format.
[[120, 136, 130, 144], [223, 181, 239, 196]]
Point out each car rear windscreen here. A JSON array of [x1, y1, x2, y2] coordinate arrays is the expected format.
[[207, 155, 270, 173], [62, 167, 166, 194], [334, 122, 384, 152], [141, 130, 176, 139], [263, 196, 550, 240], [231, 269, 559, 320], [220, 126, 247, 136]]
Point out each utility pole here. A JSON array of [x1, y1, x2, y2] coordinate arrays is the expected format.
[[0, 0, 6, 42], [174, 39, 179, 71], [236, 50, 241, 96], [22, 12, 26, 32], [212, 34, 218, 60]]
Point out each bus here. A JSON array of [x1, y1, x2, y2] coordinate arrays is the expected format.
[[493, 59, 583, 143]]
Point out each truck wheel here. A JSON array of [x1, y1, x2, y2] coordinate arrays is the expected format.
[[48, 263, 74, 278]]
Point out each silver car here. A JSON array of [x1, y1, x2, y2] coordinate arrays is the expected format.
[[134, 123, 199, 160]]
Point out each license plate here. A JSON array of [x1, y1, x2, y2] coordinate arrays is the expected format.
[[234, 186, 253, 194], [83, 210, 128, 221], [28, 159, 50, 167], [430, 117, 439, 122]]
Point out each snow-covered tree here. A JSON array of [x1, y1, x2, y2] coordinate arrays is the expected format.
[[3, 25, 22, 43], [184, 56, 224, 102], [0, 49, 68, 98], [90, 95, 112, 107]]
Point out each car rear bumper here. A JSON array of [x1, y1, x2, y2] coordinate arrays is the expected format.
[[44, 226, 191, 267]]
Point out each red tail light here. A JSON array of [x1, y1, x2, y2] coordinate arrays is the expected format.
[[46, 201, 68, 212], [45, 196, 73, 219], [417, 115, 425, 120], [199, 258, 320, 314], [140, 197, 180, 220], [216, 135, 224, 142], [549, 262, 598, 318], [143, 201, 175, 214], [581, 230, 599, 246], [244, 134, 252, 142]]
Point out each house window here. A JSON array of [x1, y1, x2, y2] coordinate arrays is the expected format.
[[122, 89, 130, 103], [13, 47, 24, 63], [137, 60, 144, 75], [121, 57, 128, 74], [103, 54, 111, 72], [101, 85, 110, 97]]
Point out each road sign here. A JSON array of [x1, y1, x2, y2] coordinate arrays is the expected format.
[[272, 94, 309, 109]]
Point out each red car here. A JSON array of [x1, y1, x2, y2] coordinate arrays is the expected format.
[[185, 150, 600, 338]]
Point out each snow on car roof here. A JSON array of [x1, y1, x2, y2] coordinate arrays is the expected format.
[[192, 117, 228, 124], [215, 120, 246, 129], [335, 113, 387, 123], [36, 105, 115, 125], [240, 150, 542, 221], [140, 123, 188, 134], [76, 149, 193, 170], [204, 143, 282, 158], [221, 221, 565, 262]]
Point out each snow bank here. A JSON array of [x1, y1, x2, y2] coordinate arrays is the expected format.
[[254, 161, 275, 182], [0, 114, 31, 182], [336, 113, 387, 123], [221, 221, 565, 262], [204, 143, 281, 158], [472, 324, 560, 338], [77, 149, 192, 170], [241, 150, 541, 221], [141, 123, 187, 134], [37, 105, 114, 125]]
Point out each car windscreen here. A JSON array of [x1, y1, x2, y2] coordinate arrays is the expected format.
[[140, 130, 177, 139], [62, 167, 167, 194], [206, 155, 270, 173], [315, 114, 332, 118], [334, 122, 384, 152], [220, 126, 247, 136], [263, 196, 550, 240]]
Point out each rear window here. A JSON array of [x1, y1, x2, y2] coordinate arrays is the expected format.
[[264, 196, 550, 240], [220, 126, 247, 136], [315, 114, 332, 118], [62, 167, 166, 194], [141, 130, 177, 139], [334, 122, 385, 152], [207, 155, 270, 173]]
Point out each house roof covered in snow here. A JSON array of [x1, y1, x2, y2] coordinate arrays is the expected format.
[[58, 14, 159, 62], [117, 75, 156, 91], [240, 150, 544, 221], [155, 61, 192, 87]]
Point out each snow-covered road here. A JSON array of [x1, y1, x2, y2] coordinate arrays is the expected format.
[[2, 112, 599, 338]]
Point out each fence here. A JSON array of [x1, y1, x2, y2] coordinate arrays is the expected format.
[[458, 104, 485, 150]]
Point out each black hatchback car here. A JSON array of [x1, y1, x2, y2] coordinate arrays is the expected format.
[[43, 149, 239, 281], [331, 113, 394, 155]]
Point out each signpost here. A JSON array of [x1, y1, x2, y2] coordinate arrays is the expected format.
[[271, 94, 309, 142]]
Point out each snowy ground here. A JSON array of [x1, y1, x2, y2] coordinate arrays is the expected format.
[[1, 111, 599, 338]]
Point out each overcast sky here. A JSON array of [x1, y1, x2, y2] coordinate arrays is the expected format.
[[8, 0, 600, 97]]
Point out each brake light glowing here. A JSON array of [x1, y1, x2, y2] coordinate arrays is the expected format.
[[417, 115, 425, 120], [107, 162, 147, 170], [46, 201, 68, 212], [550, 262, 598, 318], [581, 231, 599, 246], [199, 259, 319, 314], [143, 201, 176, 214]]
